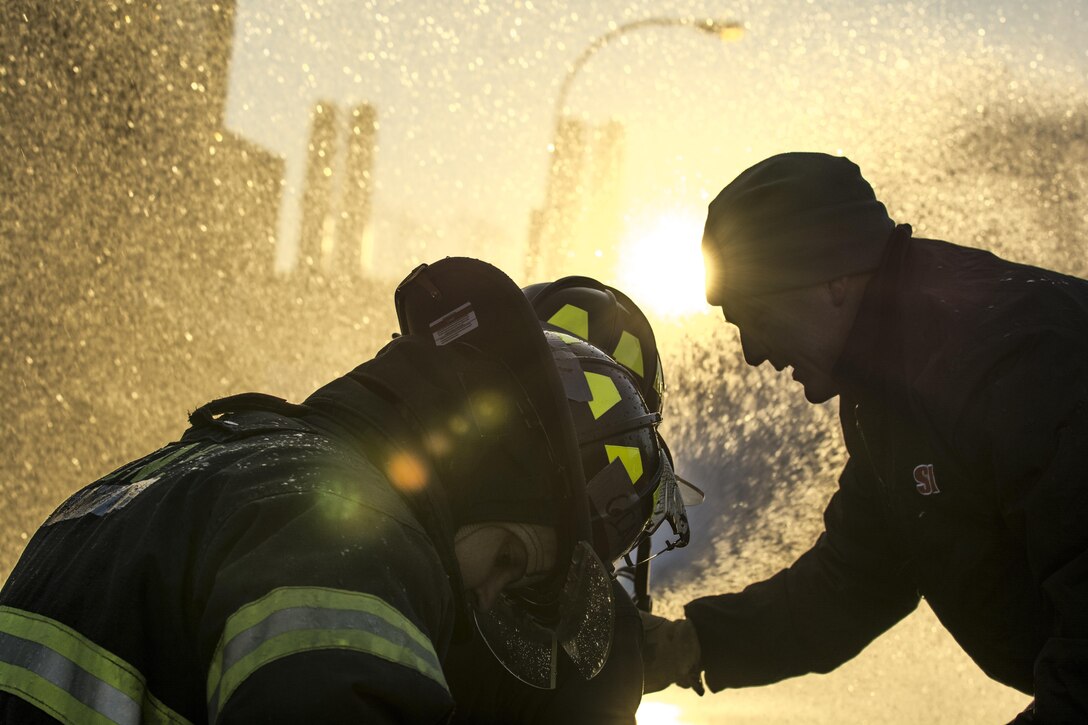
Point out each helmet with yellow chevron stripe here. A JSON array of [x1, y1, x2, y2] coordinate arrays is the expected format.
[[523, 277, 666, 416], [543, 329, 689, 566]]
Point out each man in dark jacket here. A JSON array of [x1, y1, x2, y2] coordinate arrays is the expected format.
[[641, 152, 1088, 723], [0, 258, 619, 724]]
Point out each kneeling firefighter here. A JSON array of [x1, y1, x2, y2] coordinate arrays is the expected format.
[[0, 259, 615, 724], [447, 277, 702, 723]]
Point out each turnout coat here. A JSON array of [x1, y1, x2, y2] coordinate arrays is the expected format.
[[0, 392, 460, 724], [686, 226, 1088, 722]]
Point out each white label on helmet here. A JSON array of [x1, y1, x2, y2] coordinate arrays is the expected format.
[[430, 302, 479, 346]]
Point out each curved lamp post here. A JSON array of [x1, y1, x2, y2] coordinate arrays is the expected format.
[[552, 17, 744, 137], [528, 16, 744, 280]]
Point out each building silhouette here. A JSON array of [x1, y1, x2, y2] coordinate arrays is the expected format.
[[0, 0, 287, 580], [525, 117, 627, 282], [2, 1, 283, 290], [296, 101, 379, 279], [298, 102, 341, 274], [335, 104, 379, 276]]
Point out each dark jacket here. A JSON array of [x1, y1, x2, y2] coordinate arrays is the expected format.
[[686, 226, 1088, 722], [0, 383, 462, 723]]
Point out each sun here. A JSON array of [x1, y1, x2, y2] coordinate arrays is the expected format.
[[615, 211, 711, 318]]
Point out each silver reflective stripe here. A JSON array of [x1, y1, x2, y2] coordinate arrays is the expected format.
[[219, 605, 442, 684], [0, 630, 138, 724], [0, 607, 191, 725], [45, 477, 162, 526], [206, 587, 448, 722]]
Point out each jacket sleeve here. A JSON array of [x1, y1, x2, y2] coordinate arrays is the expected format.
[[685, 457, 920, 691], [192, 460, 456, 724], [446, 579, 642, 724], [948, 328, 1088, 722]]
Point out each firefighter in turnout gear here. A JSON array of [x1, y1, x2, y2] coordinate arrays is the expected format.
[[446, 278, 701, 724], [525, 276, 702, 569], [0, 258, 617, 724]]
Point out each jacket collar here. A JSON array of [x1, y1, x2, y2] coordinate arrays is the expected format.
[[833, 224, 914, 402]]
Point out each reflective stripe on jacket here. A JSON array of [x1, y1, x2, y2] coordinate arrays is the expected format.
[[206, 586, 447, 722], [0, 406, 457, 723], [0, 606, 190, 724]]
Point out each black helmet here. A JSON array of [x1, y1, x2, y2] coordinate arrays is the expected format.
[[524, 277, 666, 415], [545, 330, 690, 565], [394, 259, 616, 689]]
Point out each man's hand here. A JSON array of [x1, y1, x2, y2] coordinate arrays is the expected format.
[[640, 611, 704, 694]]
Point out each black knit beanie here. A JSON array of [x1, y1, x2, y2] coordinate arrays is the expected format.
[[702, 152, 895, 303]]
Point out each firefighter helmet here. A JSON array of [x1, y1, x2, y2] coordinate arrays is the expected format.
[[524, 277, 666, 415], [544, 330, 689, 565]]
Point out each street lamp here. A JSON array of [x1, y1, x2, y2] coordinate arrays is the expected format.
[[527, 16, 744, 280], [553, 18, 745, 132]]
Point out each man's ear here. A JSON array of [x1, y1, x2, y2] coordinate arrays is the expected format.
[[827, 276, 850, 307]]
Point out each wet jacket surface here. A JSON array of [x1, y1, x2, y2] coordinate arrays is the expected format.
[[686, 227, 1088, 722], [0, 397, 458, 724]]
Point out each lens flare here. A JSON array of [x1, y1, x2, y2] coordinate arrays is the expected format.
[[467, 390, 510, 432], [616, 212, 711, 318], [386, 451, 428, 492]]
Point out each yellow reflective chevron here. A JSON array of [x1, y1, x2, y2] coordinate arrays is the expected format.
[[207, 586, 447, 720], [0, 606, 191, 725], [547, 304, 589, 340], [605, 445, 643, 484], [584, 372, 621, 419], [611, 331, 644, 377]]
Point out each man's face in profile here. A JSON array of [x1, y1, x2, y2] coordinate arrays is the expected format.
[[718, 281, 851, 404]]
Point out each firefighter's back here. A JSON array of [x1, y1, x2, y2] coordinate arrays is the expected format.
[[0, 408, 454, 724]]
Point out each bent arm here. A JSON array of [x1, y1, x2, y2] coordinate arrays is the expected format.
[[685, 459, 919, 691], [195, 473, 456, 723]]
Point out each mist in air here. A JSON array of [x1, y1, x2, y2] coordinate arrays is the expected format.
[[3, 0, 1086, 722]]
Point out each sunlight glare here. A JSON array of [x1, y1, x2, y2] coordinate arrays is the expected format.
[[616, 212, 710, 318], [636, 700, 690, 725]]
